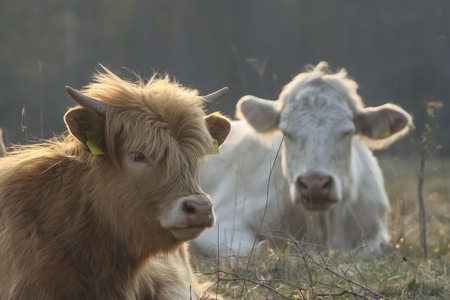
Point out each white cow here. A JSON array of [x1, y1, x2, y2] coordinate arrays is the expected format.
[[193, 62, 412, 256]]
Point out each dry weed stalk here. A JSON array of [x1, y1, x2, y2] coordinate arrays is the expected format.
[[417, 101, 443, 259], [285, 231, 389, 300], [0, 128, 6, 157]]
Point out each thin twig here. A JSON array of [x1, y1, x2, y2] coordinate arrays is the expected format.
[[238, 125, 288, 299], [206, 269, 378, 300], [0, 128, 6, 157], [246, 129, 286, 262], [285, 232, 389, 299], [418, 144, 428, 259], [207, 270, 291, 300], [216, 223, 220, 299]]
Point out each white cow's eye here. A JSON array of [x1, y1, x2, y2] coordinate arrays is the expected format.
[[342, 131, 351, 136], [341, 128, 355, 137], [282, 131, 295, 140], [130, 152, 146, 162]]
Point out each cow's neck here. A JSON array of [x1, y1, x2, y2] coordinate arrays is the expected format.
[[58, 201, 146, 298], [54, 172, 153, 298]]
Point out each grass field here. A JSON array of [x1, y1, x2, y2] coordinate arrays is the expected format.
[[192, 155, 450, 300]]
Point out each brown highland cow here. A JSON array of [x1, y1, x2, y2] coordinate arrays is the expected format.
[[0, 66, 230, 299]]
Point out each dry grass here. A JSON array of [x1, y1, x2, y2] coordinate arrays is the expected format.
[[192, 155, 450, 299]]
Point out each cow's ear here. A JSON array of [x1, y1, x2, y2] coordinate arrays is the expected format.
[[236, 95, 280, 133], [205, 112, 231, 146], [354, 103, 413, 149], [64, 107, 107, 154]]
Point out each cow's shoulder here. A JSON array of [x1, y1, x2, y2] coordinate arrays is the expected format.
[[137, 243, 201, 299], [350, 136, 390, 209]]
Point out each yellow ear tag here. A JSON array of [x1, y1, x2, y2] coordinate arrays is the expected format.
[[86, 138, 105, 155], [377, 127, 391, 139], [207, 139, 220, 155]]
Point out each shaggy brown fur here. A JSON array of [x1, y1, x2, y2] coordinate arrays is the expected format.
[[0, 67, 230, 299]]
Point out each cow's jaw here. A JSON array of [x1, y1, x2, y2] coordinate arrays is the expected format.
[[300, 196, 338, 211], [169, 226, 212, 241]]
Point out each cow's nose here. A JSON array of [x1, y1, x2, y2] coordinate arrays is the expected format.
[[182, 199, 214, 227], [296, 172, 333, 196]]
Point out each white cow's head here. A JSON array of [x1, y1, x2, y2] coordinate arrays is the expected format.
[[236, 62, 412, 210]]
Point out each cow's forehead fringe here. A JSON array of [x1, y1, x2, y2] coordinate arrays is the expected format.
[[82, 66, 210, 150], [280, 62, 364, 114], [81, 66, 203, 110], [78, 67, 212, 176]]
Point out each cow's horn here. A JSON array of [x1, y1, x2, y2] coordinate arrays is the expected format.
[[66, 86, 108, 117], [202, 87, 229, 108]]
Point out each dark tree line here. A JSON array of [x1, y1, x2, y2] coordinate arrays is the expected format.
[[0, 0, 449, 155]]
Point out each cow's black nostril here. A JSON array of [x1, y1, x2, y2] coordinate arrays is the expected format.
[[297, 178, 308, 190], [322, 177, 332, 190], [184, 202, 196, 214], [296, 173, 333, 193]]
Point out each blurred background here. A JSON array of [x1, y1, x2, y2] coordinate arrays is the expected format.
[[2, 3, 449, 293], [0, 0, 448, 157]]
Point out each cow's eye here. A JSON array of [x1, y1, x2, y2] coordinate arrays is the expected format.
[[282, 131, 294, 140], [341, 129, 355, 138], [130, 152, 146, 162]]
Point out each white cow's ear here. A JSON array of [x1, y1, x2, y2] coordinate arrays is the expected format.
[[236, 95, 281, 133], [355, 103, 413, 150]]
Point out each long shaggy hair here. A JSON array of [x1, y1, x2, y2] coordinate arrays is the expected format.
[[0, 66, 223, 299]]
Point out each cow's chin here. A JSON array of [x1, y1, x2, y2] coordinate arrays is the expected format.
[[169, 226, 209, 241], [300, 198, 338, 211]]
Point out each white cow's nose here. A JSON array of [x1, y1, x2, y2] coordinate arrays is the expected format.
[[296, 171, 336, 210], [296, 172, 333, 194]]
